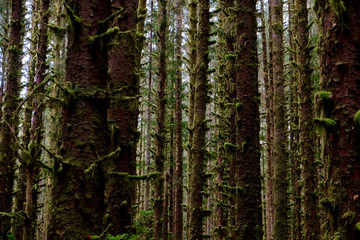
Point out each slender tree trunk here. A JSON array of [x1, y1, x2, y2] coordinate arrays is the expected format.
[[260, 1, 272, 239], [46, 1, 110, 238], [174, 1, 184, 239], [296, 0, 319, 238], [0, 0, 24, 237], [188, 0, 209, 238], [266, 0, 275, 237], [105, 0, 139, 234], [234, 0, 262, 239], [316, 1, 360, 239], [288, 0, 301, 239], [153, 0, 168, 238], [270, 0, 287, 239], [186, 0, 197, 230], [23, 0, 50, 239], [145, 0, 154, 211]]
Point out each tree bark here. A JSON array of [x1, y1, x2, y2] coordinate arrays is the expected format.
[[0, 0, 24, 237], [105, 0, 139, 234], [174, 1, 184, 238], [153, 0, 168, 238], [234, 0, 262, 239], [270, 0, 287, 239], [187, 0, 209, 238], [46, 1, 110, 238], [296, 0, 319, 238], [316, 1, 360, 239]]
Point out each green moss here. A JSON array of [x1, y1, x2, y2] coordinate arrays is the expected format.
[[64, 3, 82, 24], [329, 0, 346, 27], [313, 117, 337, 128], [89, 27, 119, 42], [318, 91, 331, 100], [356, 222, 360, 231], [225, 54, 236, 60], [354, 110, 360, 125]]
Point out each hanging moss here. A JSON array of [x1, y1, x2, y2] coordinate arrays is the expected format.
[[354, 110, 360, 125], [329, 0, 346, 28]]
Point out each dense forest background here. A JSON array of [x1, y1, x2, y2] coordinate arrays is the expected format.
[[0, 0, 359, 239]]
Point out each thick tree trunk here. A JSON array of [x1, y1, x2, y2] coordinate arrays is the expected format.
[[296, 0, 319, 238], [0, 0, 24, 237], [153, 0, 168, 238], [105, 0, 139, 234], [316, 1, 360, 239], [174, 1, 184, 238], [46, 1, 110, 238], [234, 0, 262, 239], [270, 0, 287, 239], [187, 0, 209, 238]]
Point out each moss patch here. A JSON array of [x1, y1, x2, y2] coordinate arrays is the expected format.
[[354, 110, 360, 125]]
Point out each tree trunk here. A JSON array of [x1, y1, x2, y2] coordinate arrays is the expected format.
[[153, 0, 168, 238], [46, 1, 110, 238], [234, 0, 262, 239], [187, 0, 209, 238], [270, 0, 287, 239], [316, 1, 360, 239], [174, 1, 184, 239], [0, 0, 24, 237], [23, 0, 50, 238], [144, 0, 153, 212], [296, 0, 319, 238], [105, 0, 139, 234]]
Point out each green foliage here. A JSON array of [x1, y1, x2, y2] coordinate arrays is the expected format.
[[7, 231, 16, 240]]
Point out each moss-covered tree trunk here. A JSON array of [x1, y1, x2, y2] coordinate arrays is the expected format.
[[186, 0, 197, 230], [260, 0, 272, 238], [296, 0, 319, 238], [265, 0, 275, 237], [144, 0, 153, 212], [270, 0, 287, 239], [288, 0, 301, 239], [23, 0, 50, 239], [316, 1, 360, 239], [187, 0, 209, 238], [174, 1, 184, 239], [46, 1, 110, 238], [234, 0, 262, 239], [153, 0, 168, 238], [105, 0, 139, 234], [0, 0, 24, 237]]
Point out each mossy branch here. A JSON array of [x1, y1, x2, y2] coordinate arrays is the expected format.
[[16, 74, 55, 114], [84, 147, 122, 175], [313, 117, 337, 128], [88, 27, 119, 42], [64, 3, 82, 25], [109, 171, 161, 180]]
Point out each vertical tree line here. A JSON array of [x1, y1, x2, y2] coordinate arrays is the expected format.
[[0, 0, 359, 239]]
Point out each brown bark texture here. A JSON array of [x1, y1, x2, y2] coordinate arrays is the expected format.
[[174, 1, 184, 238], [153, 0, 168, 238], [316, 1, 360, 239], [234, 0, 262, 239], [105, 0, 139, 234], [270, 0, 287, 239], [0, 0, 24, 237], [47, 1, 110, 238], [187, 0, 209, 238]]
